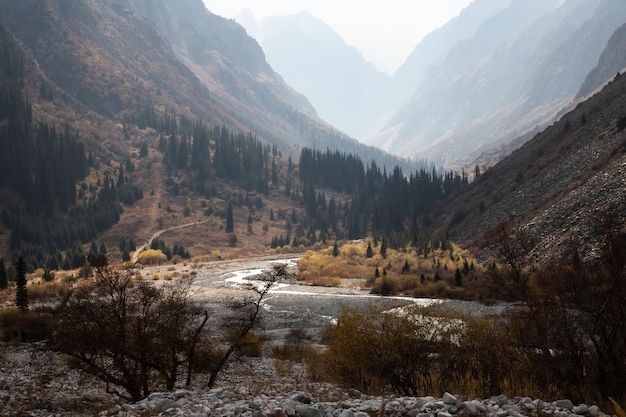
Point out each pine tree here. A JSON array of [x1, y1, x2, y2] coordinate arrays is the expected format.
[[366, 242, 373, 258], [15, 256, 28, 311], [380, 238, 387, 258], [455, 268, 463, 287], [226, 203, 234, 233], [0, 258, 7, 290], [332, 242, 339, 257]]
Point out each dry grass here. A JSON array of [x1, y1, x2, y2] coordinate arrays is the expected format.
[[297, 240, 484, 299]]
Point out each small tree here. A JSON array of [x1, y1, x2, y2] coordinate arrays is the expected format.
[[42, 268, 55, 282], [15, 257, 28, 311], [53, 260, 209, 401], [366, 242, 373, 258], [332, 242, 339, 257]]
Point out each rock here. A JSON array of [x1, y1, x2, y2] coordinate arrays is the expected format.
[[292, 393, 313, 404], [174, 388, 192, 398], [148, 398, 176, 413], [573, 405, 590, 414], [340, 410, 355, 417], [295, 404, 323, 417], [280, 399, 298, 415], [438, 411, 453, 417], [556, 400, 574, 410], [473, 400, 486, 412], [494, 395, 509, 406], [443, 393, 458, 405], [462, 401, 480, 415]]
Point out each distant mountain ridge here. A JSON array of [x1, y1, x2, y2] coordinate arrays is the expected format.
[[577, 21, 626, 98], [365, 0, 626, 168], [241, 11, 392, 139], [244, 0, 626, 169], [390, 0, 511, 111]]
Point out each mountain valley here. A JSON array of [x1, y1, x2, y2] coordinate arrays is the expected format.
[[0, 0, 625, 412]]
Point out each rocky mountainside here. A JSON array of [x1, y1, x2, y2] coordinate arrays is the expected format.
[[577, 21, 626, 98], [433, 67, 626, 262], [0, 0, 406, 163], [243, 12, 392, 139], [367, 0, 626, 168]]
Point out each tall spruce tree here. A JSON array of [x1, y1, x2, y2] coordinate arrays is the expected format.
[[0, 258, 7, 290], [15, 256, 28, 311], [226, 203, 234, 233]]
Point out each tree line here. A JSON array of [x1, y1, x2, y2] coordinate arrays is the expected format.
[[129, 106, 279, 196], [299, 148, 468, 239]]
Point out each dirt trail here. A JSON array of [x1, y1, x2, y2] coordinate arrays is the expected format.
[[131, 220, 211, 262]]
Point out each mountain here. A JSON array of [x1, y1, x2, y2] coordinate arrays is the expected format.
[[369, 0, 626, 168], [577, 21, 626, 98], [390, 0, 511, 111], [244, 11, 392, 140], [0, 0, 413, 165], [123, 0, 424, 167], [431, 66, 626, 262]]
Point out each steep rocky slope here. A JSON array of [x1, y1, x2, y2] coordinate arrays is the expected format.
[[434, 70, 626, 261], [578, 21, 626, 98]]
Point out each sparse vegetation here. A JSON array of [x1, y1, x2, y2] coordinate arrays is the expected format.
[[297, 239, 482, 299], [49, 257, 283, 401]]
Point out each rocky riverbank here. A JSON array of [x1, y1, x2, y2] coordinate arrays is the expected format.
[[104, 388, 609, 417], [0, 343, 615, 417]]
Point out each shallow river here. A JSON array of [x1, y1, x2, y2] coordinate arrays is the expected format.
[[190, 256, 509, 339]]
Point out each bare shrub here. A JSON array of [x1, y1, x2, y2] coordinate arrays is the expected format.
[[52, 262, 209, 400]]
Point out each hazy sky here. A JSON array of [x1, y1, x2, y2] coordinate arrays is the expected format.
[[201, 1, 474, 74]]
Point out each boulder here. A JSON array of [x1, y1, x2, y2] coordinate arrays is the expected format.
[[295, 404, 323, 417], [556, 400, 574, 410], [443, 393, 459, 405]]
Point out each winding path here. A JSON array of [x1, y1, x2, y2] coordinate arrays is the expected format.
[[131, 220, 210, 262]]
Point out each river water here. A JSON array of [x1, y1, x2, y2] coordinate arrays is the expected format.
[[189, 256, 510, 340]]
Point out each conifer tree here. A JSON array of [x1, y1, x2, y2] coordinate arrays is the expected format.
[[15, 257, 28, 311], [226, 203, 234, 233], [333, 242, 339, 257], [366, 242, 373, 258], [380, 238, 387, 258], [455, 268, 463, 287], [0, 258, 7, 290]]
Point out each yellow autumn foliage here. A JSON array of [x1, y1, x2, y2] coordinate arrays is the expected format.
[[137, 249, 167, 265]]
